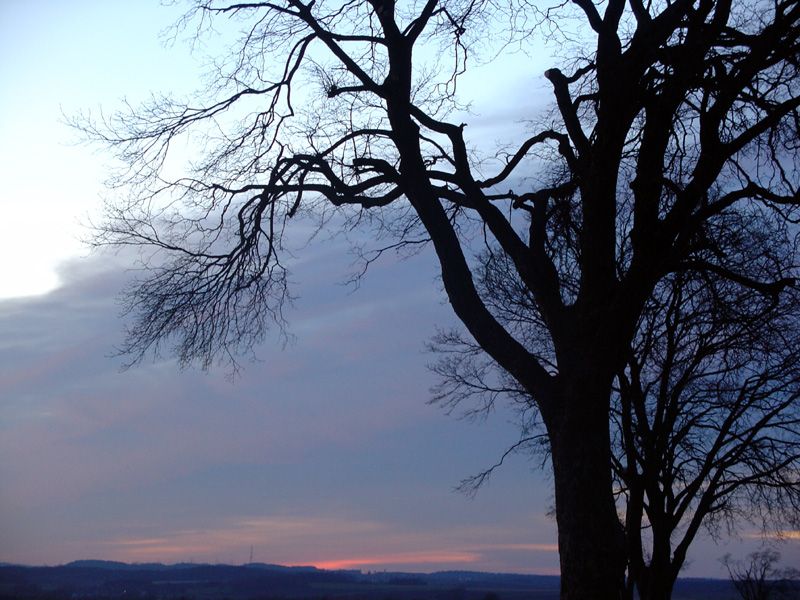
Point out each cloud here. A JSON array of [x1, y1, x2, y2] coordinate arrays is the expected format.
[[0, 249, 448, 496], [88, 515, 558, 572], [0, 249, 558, 572]]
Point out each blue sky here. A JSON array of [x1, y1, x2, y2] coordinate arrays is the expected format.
[[0, 0, 797, 578]]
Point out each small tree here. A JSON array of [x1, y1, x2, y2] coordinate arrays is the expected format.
[[73, 1, 800, 598], [723, 550, 799, 600]]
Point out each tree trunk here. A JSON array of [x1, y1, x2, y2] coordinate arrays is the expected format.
[[547, 385, 628, 600], [634, 517, 678, 600], [635, 567, 676, 600]]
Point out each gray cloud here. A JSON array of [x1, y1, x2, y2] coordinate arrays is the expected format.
[[0, 248, 559, 572]]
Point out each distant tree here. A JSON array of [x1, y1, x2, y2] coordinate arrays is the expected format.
[[72, 1, 800, 598], [722, 550, 800, 600]]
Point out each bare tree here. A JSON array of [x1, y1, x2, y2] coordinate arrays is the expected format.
[[72, 1, 800, 598], [433, 212, 800, 600], [723, 550, 800, 600], [433, 210, 800, 600], [613, 266, 800, 600]]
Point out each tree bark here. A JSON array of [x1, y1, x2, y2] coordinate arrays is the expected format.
[[546, 381, 628, 600], [635, 567, 676, 600]]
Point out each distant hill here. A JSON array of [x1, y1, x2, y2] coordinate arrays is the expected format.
[[65, 559, 175, 570], [64, 559, 322, 572]]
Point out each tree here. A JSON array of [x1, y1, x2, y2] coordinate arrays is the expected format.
[[73, 1, 800, 598], [723, 550, 800, 600], [434, 226, 800, 600], [613, 268, 800, 600]]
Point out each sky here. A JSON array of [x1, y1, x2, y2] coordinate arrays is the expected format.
[[0, 0, 797, 579]]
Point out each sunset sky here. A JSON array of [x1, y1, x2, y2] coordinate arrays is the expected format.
[[1, 0, 797, 578]]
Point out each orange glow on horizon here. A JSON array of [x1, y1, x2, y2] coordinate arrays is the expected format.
[[310, 544, 559, 571], [311, 550, 481, 571], [99, 519, 560, 571], [746, 530, 800, 540]]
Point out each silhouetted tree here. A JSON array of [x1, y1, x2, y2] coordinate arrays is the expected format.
[[613, 268, 800, 600], [723, 550, 800, 600], [73, 1, 800, 598], [437, 239, 800, 600]]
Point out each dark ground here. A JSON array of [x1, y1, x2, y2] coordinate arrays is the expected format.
[[0, 561, 752, 600]]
